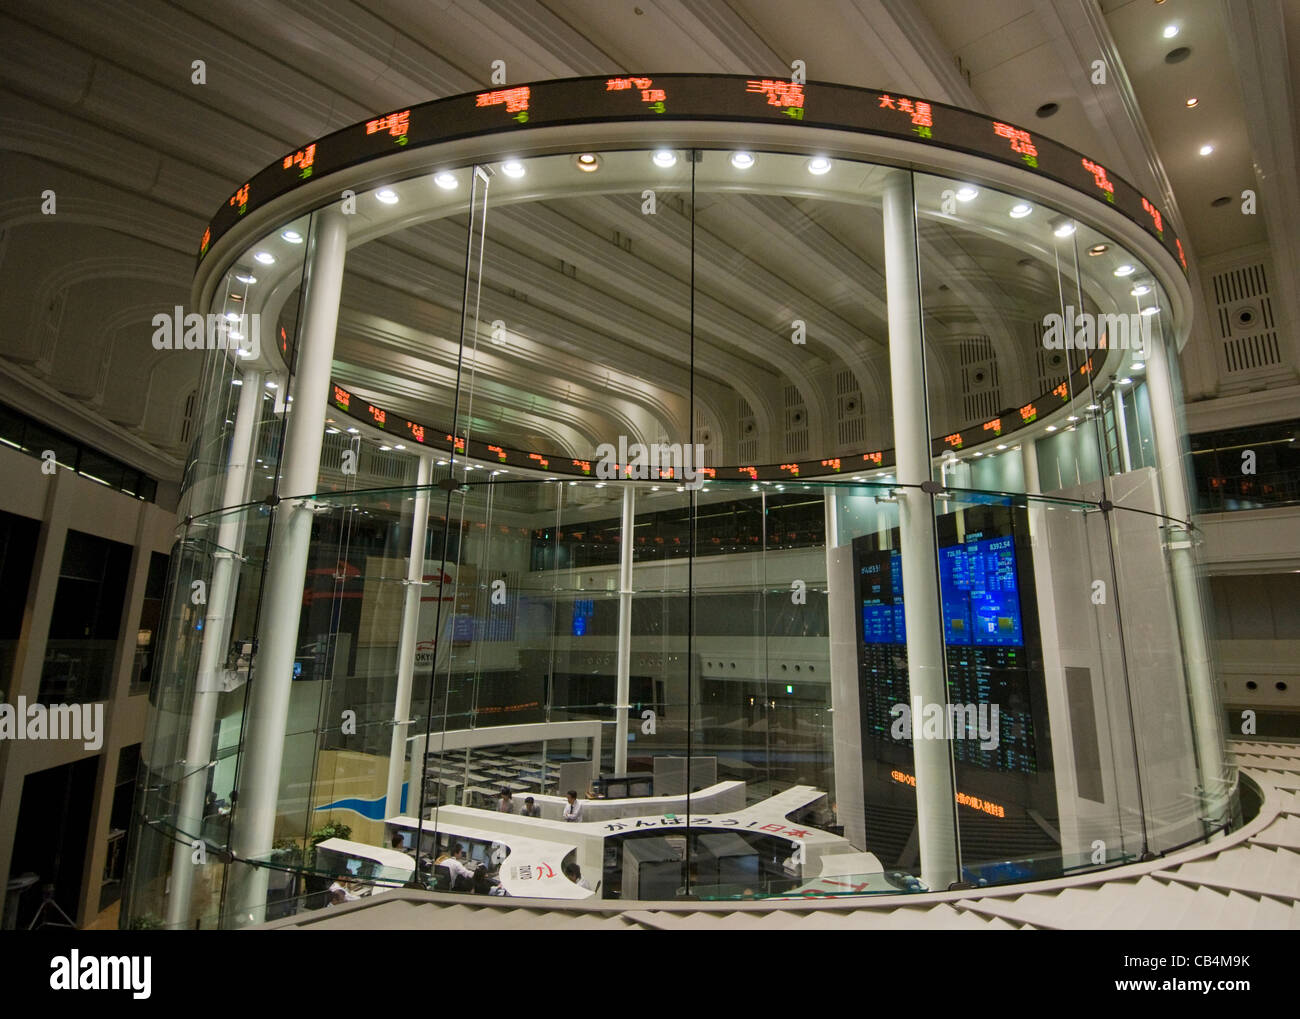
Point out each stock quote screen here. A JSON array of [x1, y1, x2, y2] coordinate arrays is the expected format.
[[200, 74, 1184, 275], [853, 507, 1046, 778]]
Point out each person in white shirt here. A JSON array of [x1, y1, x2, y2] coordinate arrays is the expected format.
[[564, 863, 593, 891], [562, 790, 583, 822], [497, 789, 514, 813], [435, 843, 475, 887]]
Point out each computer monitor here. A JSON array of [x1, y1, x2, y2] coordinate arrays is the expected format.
[[467, 842, 490, 866]]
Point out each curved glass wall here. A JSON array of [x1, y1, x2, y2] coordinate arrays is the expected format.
[[124, 141, 1238, 928]]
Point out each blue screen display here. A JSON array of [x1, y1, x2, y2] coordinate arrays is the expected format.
[[861, 552, 905, 644], [571, 597, 594, 637], [939, 536, 1023, 646]]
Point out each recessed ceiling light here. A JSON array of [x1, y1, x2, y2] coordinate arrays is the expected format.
[[379, 445, 392, 452], [652, 149, 677, 167], [1053, 221, 1076, 238], [1088, 243, 1109, 255], [1119, 377, 1133, 385], [1199, 144, 1214, 156], [1009, 203, 1033, 218], [234, 272, 257, 285], [253, 252, 275, 265], [730, 151, 755, 169], [265, 381, 278, 389], [1067, 415, 1079, 422], [1185, 97, 1198, 108], [807, 156, 832, 175], [973, 451, 983, 457], [394, 444, 405, 450], [575, 153, 601, 172], [1130, 284, 1152, 296], [231, 379, 243, 387], [281, 229, 303, 243], [224, 311, 240, 321], [1046, 425, 1058, 432], [433, 172, 458, 189], [1131, 362, 1145, 371], [375, 188, 399, 204], [347, 427, 359, 434], [1087, 404, 1101, 411], [1140, 306, 1160, 316], [997, 444, 1007, 450], [501, 160, 526, 177], [1113, 264, 1136, 277], [955, 185, 979, 202], [1162, 23, 1179, 38]]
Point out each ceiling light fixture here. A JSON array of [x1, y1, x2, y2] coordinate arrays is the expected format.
[[234, 272, 257, 285], [1088, 243, 1108, 255], [1009, 202, 1033, 218], [1163, 24, 1179, 38], [1199, 144, 1214, 156], [1053, 219, 1076, 238], [652, 149, 677, 167], [433, 171, 458, 189], [1113, 264, 1136, 277], [807, 156, 832, 175], [501, 160, 526, 178], [575, 153, 601, 172], [1185, 97, 1198, 108], [1130, 284, 1152, 296], [281, 229, 303, 243], [730, 151, 755, 169], [253, 252, 275, 265], [1140, 305, 1160, 316], [375, 188, 399, 204]]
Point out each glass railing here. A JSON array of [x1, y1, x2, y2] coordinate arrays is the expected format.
[[124, 474, 1236, 927]]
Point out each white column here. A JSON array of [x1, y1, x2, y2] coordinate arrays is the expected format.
[[1143, 331, 1231, 825], [385, 454, 433, 818], [229, 208, 348, 924], [882, 173, 959, 890], [1114, 389, 1133, 473], [166, 367, 263, 928], [613, 484, 635, 774]]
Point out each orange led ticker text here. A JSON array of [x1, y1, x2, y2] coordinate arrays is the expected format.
[[982, 418, 1002, 435], [366, 110, 410, 142], [992, 121, 1038, 168], [821, 458, 842, 472], [889, 770, 1006, 818], [607, 77, 666, 105], [1081, 158, 1115, 201], [229, 183, 250, 212], [283, 143, 316, 178], [746, 79, 805, 118], [528, 453, 550, 469], [476, 88, 530, 122], [862, 451, 883, 466], [488, 445, 507, 462], [943, 433, 963, 449], [1019, 403, 1037, 423], [878, 94, 933, 137]]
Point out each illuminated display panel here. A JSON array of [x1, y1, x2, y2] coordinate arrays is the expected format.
[[329, 334, 1113, 481], [199, 74, 1184, 276]]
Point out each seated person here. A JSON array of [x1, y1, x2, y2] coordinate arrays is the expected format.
[[562, 790, 583, 822], [327, 878, 360, 903], [472, 866, 507, 896], [434, 842, 475, 891], [497, 789, 514, 813], [563, 862, 593, 891], [520, 796, 542, 818]]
